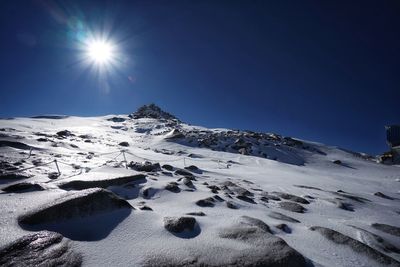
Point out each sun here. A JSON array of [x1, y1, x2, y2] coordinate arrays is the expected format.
[[86, 39, 115, 65]]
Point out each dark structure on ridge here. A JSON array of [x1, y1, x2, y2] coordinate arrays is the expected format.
[[130, 104, 180, 122]]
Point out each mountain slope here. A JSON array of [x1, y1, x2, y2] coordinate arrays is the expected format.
[[0, 106, 399, 267]]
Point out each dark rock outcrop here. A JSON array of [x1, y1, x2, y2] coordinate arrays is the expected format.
[[310, 226, 400, 266], [164, 216, 196, 233], [186, 211, 206, 216], [108, 117, 126, 122], [118, 141, 130, 147], [175, 169, 194, 177], [268, 211, 300, 223], [2, 182, 45, 193], [374, 192, 395, 200], [216, 216, 307, 266], [279, 202, 306, 213], [162, 164, 174, 171], [0, 231, 82, 267], [56, 130, 74, 137], [273, 192, 310, 204], [165, 182, 181, 193], [236, 195, 256, 204], [349, 225, 400, 254], [130, 104, 180, 121], [128, 161, 161, 172], [372, 223, 400, 237], [196, 197, 215, 207], [144, 214, 307, 266], [276, 224, 291, 233], [59, 174, 146, 190], [226, 201, 239, 209], [19, 188, 132, 225]]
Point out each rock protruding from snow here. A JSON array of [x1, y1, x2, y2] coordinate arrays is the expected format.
[[310, 226, 400, 266], [128, 161, 161, 172], [130, 104, 180, 121], [217, 216, 306, 266], [145, 216, 306, 266], [0, 231, 82, 266], [196, 197, 215, 207], [19, 188, 133, 225], [372, 223, 400, 237], [59, 174, 146, 190], [164, 216, 197, 233], [273, 192, 310, 204], [164, 128, 185, 140], [279, 201, 306, 213], [268, 211, 300, 223], [2, 182, 45, 193]]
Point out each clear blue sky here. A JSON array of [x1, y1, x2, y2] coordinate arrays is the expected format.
[[0, 0, 399, 155]]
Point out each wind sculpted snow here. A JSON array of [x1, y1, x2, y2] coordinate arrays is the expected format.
[[0, 106, 399, 266]]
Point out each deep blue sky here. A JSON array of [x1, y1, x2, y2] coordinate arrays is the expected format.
[[0, 0, 399, 155]]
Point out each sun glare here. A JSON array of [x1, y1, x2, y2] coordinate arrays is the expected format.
[[86, 39, 115, 65]]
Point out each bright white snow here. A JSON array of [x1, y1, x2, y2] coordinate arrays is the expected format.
[[0, 112, 399, 267]]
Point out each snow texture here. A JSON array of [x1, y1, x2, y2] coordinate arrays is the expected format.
[[0, 105, 399, 266]]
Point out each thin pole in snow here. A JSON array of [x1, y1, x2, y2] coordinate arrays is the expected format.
[[27, 147, 33, 159], [122, 150, 128, 169], [54, 159, 61, 176]]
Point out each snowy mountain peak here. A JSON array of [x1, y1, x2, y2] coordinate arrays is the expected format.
[[1, 114, 400, 267], [130, 103, 180, 121]]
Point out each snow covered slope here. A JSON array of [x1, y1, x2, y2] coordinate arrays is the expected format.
[[0, 105, 399, 267]]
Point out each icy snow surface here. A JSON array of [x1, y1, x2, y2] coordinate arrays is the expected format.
[[0, 113, 399, 266]]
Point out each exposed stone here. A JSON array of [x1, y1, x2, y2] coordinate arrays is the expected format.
[[372, 223, 400, 237], [276, 224, 291, 233], [175, 169, 194, 177], [260, 192, 281, 201], [131, 104, 179, 121], [164, 216, 196, 233], [332, 199, 354, 211], [349, 225, 400, 254], [162, 164, 174, 171], [334, 191, 370, 203], [196, 197, 215, 207], [186, 212, 206, 216], [273, 192, 310, 204], [139, 205, 153, 211], [18, 188, 132, 225], [0, 173, 32, 180], [226, 201, 239, 209], [59, 174, 146, 190], [310, 226, 400, 266], [236, 195, 256, 204], [184, 165, 199, 172], [128, 161, 161, 172], [268, 211, 300, 223], [213, 195, 224, 202], [294, 185, 323, 191], [2, 182, 45, 193], [118, 141, 129, 147], [142, 187, 158, 199], [0, 231, 82, 267], [279, 202, 306, 213], [374, 192, 394, 200], [182, 177, 194, 188], [107, 117, 126, 122], [56, 130, 74, 137], [165, 182, 180, 193]]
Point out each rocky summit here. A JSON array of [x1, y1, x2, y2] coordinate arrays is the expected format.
[[129, 103, 180, 121], [0, 105, 399, 266]]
